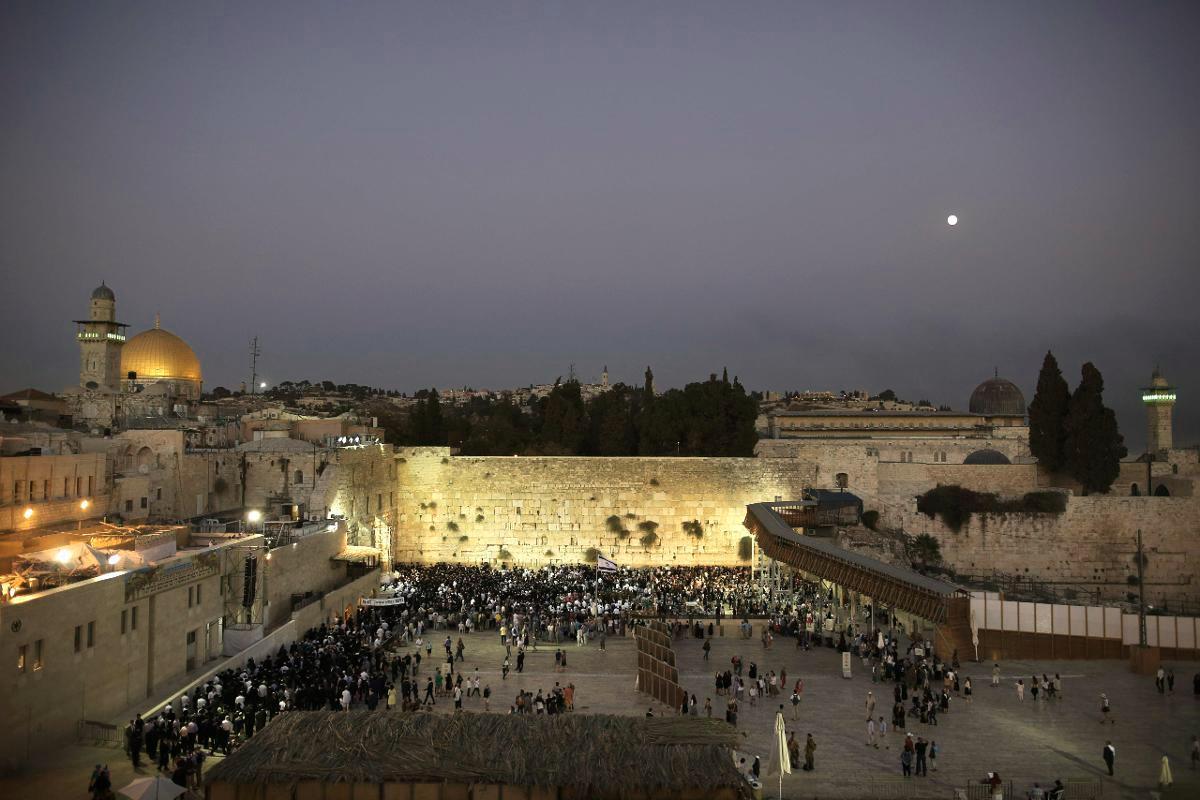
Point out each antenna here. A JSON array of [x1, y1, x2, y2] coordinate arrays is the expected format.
[[249, 337, 261, 394]]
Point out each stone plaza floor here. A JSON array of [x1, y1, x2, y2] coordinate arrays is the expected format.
[[3, 623, 1198, 799]]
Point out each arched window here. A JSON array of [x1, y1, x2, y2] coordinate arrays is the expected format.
[[1154, 485, 1171, 497], [1130, 484, 1140, 496], [294, 470, 304, 485]]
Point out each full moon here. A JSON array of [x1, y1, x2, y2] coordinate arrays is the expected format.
[[947, 214, 958, 226]]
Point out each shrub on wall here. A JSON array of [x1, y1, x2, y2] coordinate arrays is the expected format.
[[458, 535, 469, 543], [639, 530, 659, 548], [649, 477, 660, 486], [738, 536, 753, 561], [917, 485, 1067, 533], [637, 520, 659, 535], [583, 547, 601, 563], [498, 548, 513, 561], [861, 510, 880, 531], [682, 520, 704, 538], [475, 514, 485, 523], [447, 521, 459, 532], [908, 533, 942, 567], [606, 515, 630, 539]]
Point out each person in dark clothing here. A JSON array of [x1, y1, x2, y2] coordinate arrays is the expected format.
[[915, 738, 928, 776], [1103, 741, 1115, 776]]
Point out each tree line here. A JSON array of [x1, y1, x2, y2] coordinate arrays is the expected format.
[[372, 368, 760, 457], [1028, 352, 1127, 494]]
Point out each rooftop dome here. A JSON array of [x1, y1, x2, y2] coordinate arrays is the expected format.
[[969, 374, 1026, 417], [91, 282, 115, 301], [963, 448, 1012, 465], [121, 317, 202, 385]]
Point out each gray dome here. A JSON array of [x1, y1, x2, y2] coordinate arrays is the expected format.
[[969, 376, 1025, 416], [91, 282, 115, 301], [963, 448, 1012, 465]]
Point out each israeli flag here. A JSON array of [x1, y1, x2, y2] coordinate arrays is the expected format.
[[596, 555, 618, 573]]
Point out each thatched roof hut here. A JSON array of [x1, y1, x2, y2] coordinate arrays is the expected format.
[[205, 711, 752, 800]]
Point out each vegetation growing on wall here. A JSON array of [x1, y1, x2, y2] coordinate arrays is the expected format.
[[447, 521, 459, 532], [861, 510, 880, 531], [497, 548, 513, 561], [583, 547, 601, 563], [682, 520, 704, 538], [917, 485, 1068, 533], [458, 535, 469, 543], [738, 536, 754, 561], [907, 533, 942, 568], [639, 530, 659, 548], [637, 520, 659, 535], [605, 515, 630, 539]]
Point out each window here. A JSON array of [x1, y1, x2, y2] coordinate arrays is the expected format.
[[17, 644, 27, 673], [294, 470, 303, 485], [33, 640, 43, 670], [188, 586, 194, 608], [74, 625, 82, 653], [12, 481, 19, 501], [87, 621, 95, 648], [156, 488, 162, 501], [64, 477, 71, 497], [140, 497, 147, 509], [121, 609, 127, 634], [77, 477, 84, 496], [196, 584, 202, 604], [125, 500, 133, 513], [377, 493, 382, 512], [42, 480, 49, 499], [131, 606, 139, 631], [87, 476, 93, 495]]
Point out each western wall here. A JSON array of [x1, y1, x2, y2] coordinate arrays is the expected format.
[[390, 445, 1199, 608], [392, 447, 816, 566]]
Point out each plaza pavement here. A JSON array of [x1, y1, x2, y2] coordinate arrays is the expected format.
[[3, 623, 1197, 799]]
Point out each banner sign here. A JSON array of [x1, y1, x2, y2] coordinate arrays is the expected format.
[[841, 651, 852, 679], [360, 596, 406, 607]]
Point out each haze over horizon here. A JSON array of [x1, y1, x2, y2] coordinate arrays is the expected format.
[[2, 2, 1197, 451]]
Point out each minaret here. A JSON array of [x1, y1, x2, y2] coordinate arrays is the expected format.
[[75, 282, 128, 390], [601, 365, 609, 388], [1141, 366, 1176, 455]]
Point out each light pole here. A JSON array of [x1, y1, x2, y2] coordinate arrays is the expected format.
[[1136, 529, 1147, 647]]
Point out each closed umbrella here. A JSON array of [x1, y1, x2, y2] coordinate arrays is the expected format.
[[767, 709, 791, 799], [118, 776, 187, 800], [1159, 755, 1173, 788]]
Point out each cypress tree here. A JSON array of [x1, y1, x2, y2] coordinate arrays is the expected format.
[[1028, 351, 1071, 472], [1063, 362, 1127, 494]]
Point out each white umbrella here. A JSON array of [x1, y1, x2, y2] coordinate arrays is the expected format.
[[767, 710, 791, 799], [118, 776, 187, 800]]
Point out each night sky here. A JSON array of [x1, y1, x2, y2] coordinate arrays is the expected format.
[[2, 2, 1197, 450]]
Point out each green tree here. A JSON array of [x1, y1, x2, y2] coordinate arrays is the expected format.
[[1028, 351, 1070, 472], [1063, 362, 1127, 494]]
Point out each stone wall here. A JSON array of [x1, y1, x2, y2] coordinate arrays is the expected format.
[[874, 463, 1042, 500], [393, 448, 815, 566], [887, 496, 1199, 607]]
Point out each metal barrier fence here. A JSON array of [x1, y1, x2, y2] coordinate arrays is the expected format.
[[78, 719, 123, 748]]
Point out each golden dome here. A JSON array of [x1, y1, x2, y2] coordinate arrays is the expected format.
[[121, 319, 202, 384]]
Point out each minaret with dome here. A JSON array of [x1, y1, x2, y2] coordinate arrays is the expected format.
[[74, 282, 128, 391]]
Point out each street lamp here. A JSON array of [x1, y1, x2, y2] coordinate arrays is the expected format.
[[247, 509, 263, 523], [23, 507, 33, 520], [80, 499, 90, 511]]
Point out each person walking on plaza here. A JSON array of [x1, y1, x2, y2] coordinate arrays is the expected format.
[[1015, 679, 1024, 702], [1102, 741, 1115, 776], [803, 733, 817, 771], [703, 638, 711, 661], [900, 748, 913, 777], [867, 717, 878, 749], [992, 663, 1001, 687], [790, 688, 801, 719], [1100, 693, 1113, 724]]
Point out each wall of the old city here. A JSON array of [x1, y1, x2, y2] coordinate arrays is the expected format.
[[886, 496, 1198, 607], [393, 448, 816, 566]]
